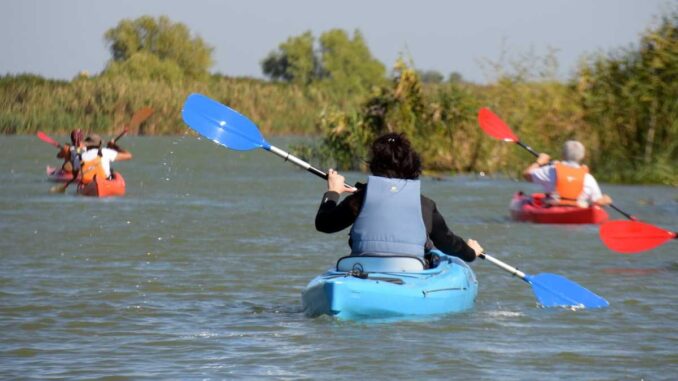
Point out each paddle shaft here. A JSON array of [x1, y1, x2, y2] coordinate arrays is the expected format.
[[608, 204, 635, 220], [517, 141, 539, 158], [478, 253, 527, 279], [267, 145, 356, 191], [49, 169, 79, 193], [111, 129, 128, 144]]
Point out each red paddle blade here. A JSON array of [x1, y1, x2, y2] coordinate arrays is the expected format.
[[477, 107, 519, 142], [36, 131, 61, 148], [600, 220, 676, 254]]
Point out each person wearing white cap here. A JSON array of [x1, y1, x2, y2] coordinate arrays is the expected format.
[[522, 140, 612, 207]]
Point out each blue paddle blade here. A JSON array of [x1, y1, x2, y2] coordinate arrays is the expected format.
[[181, 93, 270, 151], [525, 273, 609, 309]]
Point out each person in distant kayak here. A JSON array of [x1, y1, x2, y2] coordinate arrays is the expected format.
[[522, 140, 612, 207], [80, 134, 132, 185], [56, 129, 84, 174], [315, 132, 483, 266]]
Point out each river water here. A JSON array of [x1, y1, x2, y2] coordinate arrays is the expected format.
[[1, 136, 676, 380]]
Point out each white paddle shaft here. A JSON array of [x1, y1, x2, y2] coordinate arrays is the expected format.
[[480, 253, 527, 279], [268, 145, 356, 191]]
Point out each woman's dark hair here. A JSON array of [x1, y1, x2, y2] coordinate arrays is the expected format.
[[70, 129, 83, 146], [368, 133, 422, 179]]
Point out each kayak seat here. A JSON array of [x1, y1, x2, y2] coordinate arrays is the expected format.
[[336, 255, 425, 273]]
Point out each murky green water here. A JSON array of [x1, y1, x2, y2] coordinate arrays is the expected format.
[[1, 136, 676, 380]]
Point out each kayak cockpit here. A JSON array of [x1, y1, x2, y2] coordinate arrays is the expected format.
[[336, 255, 426, 273]]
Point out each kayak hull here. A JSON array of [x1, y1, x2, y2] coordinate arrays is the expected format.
[[302, 251, 477, 320], [46, 165, 74, 182], [509, 192, 608, 224], [77, 173, 126, 198]]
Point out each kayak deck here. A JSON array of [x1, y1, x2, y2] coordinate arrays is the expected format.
[[46, 165, 74, 182], [509, 192, 608, 224], [302, 251, 477, 320], [77, 173, 126, 198]]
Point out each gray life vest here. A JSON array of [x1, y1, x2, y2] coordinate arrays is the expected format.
[[349, 176, 427, 257], [70, 145, 81, 171]]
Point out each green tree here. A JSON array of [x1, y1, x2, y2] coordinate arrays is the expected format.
[[293, 59, 481, 172], [318, 29, 387, 95], [447, 72, 464, 83], [261, 31, 316, 84], [103, 51, 185, 82], [576, 9, 678, 184], [418, 70, 445, 84], [103, 15, 213, 81], [261, 29, 386, 96]]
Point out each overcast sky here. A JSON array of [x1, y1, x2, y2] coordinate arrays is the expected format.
[[0, 0, 669, 83]]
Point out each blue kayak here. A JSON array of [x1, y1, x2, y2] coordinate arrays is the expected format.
[[302, 250, 478, 320]]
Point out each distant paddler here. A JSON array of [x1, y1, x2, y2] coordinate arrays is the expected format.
[[522, 140, 613, 208], [39, 129, 84, 182], [79, 134, 133, 185], [56, 129, 85, 175], [50, 132, 133, 194]]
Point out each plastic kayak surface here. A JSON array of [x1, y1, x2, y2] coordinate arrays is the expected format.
[[46, 165, 74, 182], [77, 173, 126, 198], [301, 250, 477, 320], [509, 192, 608, 224]]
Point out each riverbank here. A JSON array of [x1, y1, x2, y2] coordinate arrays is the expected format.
[[2, 69, 675, 185]]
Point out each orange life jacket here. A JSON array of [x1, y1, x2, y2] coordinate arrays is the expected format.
[[80, 154, 106, 185], [554, 162, 588, 206]]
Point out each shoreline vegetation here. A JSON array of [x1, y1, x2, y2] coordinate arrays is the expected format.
[[1, 12, 676, 185]]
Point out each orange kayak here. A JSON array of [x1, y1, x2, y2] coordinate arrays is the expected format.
[[46, 165, 74, 182], [509, 192, 608, 224], [77, 173, 126, 198]]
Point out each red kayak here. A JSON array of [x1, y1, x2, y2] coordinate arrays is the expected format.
[[46, 165, 74, 182], [77, 173, 126, 198], [509, 192, 609, 224]]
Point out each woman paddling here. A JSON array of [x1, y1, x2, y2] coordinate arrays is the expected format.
[[315, 132, 483, 267], [55, 129, 84, 174]]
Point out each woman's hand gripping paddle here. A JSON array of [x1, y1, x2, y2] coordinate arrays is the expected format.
[[181, 93, 356, 191], [479, 253, 609, 309], [599, 220, 676, 254], [477, 107, 638, 221]]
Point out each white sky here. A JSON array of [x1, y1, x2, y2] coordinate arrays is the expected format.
[[0, 0, 670, 83]]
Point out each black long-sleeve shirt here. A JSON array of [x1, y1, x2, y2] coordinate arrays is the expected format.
[[315, 184, 476, 262]]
